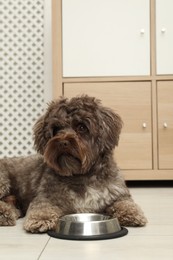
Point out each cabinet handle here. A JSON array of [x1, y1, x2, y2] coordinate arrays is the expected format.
[[163, 122, 168, 128], [140, 29, 145, 34], [161, 28, 166, 33], [142, 123, 147, 128]]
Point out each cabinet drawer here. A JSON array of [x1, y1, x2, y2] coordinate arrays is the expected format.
[[64, 82, 152, 170], [157, 81, 173, 169]]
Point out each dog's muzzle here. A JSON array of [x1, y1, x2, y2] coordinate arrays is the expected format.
[[43, 131, 88, 176]]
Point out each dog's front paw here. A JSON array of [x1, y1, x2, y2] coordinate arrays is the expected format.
[[0, 201, 20, 226], [106, 200, 147, 227], [24, 210, 59, 233], [24, 218, 57, 233]]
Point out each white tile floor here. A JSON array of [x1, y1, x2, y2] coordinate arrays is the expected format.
[[0, 185, 173, 260]]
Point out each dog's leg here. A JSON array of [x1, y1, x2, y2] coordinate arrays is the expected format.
[[24, 199, 63, 233], [0, 200, 21, 226], [106, 198, 147, 227], [0, 170, 11, 199], [0, 169, 19, 226]]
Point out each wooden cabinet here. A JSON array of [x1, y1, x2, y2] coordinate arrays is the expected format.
[[62, 0, 150, 77], [64, 82, 152, 170], [52, 0, 173, 180], [156, 0, 173, 74], [157, 81, 173, 169]]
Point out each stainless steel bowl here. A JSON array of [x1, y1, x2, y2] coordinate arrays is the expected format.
[[56, 213, 120, 236], [48, 213, 128, 240]]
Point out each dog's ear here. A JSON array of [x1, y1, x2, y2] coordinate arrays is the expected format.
[[99, 107, 123, 150], [33, 97, 68, 154], [33, 114, 49, 154]]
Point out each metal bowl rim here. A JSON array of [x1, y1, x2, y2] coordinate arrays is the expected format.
[[59, 213, 118, 224]]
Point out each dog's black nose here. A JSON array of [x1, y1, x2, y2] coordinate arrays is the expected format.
[[58, 140, 69, 148]]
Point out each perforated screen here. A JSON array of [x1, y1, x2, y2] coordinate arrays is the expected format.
[[0, 0, 51, 158]]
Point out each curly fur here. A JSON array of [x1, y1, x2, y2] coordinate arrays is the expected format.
[[0, 95, 147, 233]]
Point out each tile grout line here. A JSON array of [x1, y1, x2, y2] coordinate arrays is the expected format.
[[37, 236, 51, 260]]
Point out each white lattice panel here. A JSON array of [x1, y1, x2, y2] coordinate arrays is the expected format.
[[0, 0, 50, 158]]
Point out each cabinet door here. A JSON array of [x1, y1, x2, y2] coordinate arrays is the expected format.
[[64, 82, 152, 170], [62, 0, 150, 77], [157, 81, 173, 169], [156, 0, 173, 74]]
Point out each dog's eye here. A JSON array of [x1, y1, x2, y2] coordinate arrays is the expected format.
[[52, 126, 60, 136], [76, 123, 88, 134]]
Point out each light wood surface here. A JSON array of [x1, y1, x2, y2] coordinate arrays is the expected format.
[[52, 0, 63, 96], [64, 82, 152, 170], [157, 81, 173, 169]]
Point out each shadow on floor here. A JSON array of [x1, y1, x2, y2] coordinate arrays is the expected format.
[[126, 180, 173, 188]]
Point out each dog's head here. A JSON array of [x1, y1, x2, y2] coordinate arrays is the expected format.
[[33, 95, 123, 176]]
